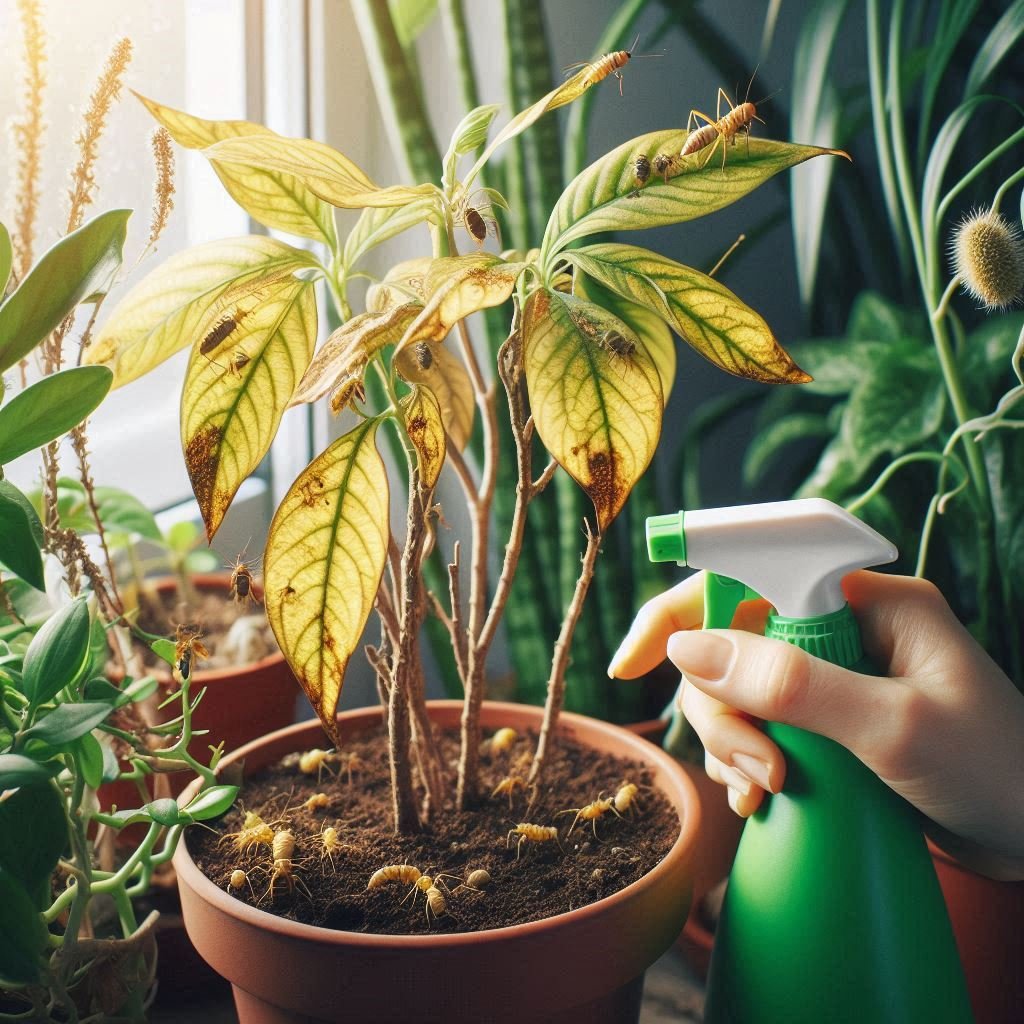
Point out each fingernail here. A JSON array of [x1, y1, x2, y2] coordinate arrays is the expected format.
[[731, 752, 772, 792], [666, 631, 735, 684], [719, 764, 752, 796], [726, 786, 743, 815]]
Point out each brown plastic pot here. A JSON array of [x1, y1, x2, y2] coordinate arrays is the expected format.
[[174, 700, 701, 1024]]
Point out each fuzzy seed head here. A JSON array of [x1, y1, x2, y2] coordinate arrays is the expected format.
[[952, 209, 1024, 310]]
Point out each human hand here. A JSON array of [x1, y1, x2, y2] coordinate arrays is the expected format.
[[608, 570, 1024, 880]]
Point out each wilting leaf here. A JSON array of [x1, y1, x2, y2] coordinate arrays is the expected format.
[[204, 134, 435, 209], [136, 92, 338, 247], [396, 254, 525, 352], [263, 420, 389, 745], [0, 210, 131, 374], [394, 343, 475, 451], [540, 132, 850, 264], [566, 244, 810, 383], [522, 288, 663, 530], [182, 277, 317, 540], [400, 385, 446, 489], [365, 257, 433, 314], [291, 303, 420, 407], [342, 200, 438, 273], [85, 236, 316, 387]]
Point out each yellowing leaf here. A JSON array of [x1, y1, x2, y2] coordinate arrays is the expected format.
[[263, 419, 389, 747], [540, 132, 850, 267], [86, 236, 316, 388], [342, 200, 439, 273], [394, 343, 474, 451], [182, 278, 317, 540], [396, 254, 525, 352], [566, 243, 810, 384], [401, 385, 446, 489], [291, 302, 421, 407], [204, 134, 436, 209], [522, 288, 663, 530], [365, 257, 434, 314], [135, 92, 337, 247]]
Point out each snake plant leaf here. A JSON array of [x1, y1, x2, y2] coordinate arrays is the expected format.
[[0, 210, 131, 374], [263, 419, 389, 747], [204, 133, 436, 210], [401, 385, 446, 489], [365, 257, 433, 313], [389, 0, 438, 46], [540, 132, 850, 266], [342, 200, 439, 273], [396, 254, 525, 353], [291, 303, 420, 408], [135, 92, 338, 248], [0, 223, 11, 297], [521, 288, 663, 531], [394, 342, 475, 451], [182, 277, 317, 540], [85, 236, 316, 388], [565, 244, 810, 384]]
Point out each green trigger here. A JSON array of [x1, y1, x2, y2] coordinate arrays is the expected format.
[[703, 573, 762, 630]]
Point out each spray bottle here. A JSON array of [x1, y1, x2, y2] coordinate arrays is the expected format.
[[646, 498, 971, 1023]]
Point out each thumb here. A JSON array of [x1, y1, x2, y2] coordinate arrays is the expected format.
[[666, 628, 903, 760]]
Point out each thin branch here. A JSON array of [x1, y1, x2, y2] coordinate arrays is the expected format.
[[448, 541, 468, 685], [532, 458, 558, 495]]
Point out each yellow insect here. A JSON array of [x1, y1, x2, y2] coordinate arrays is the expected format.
[[481, 727, 518, 758], [329, 378, 366, 415], [506, 823, 562, 860], [319, 825, 346, 870], [491, 775, 527, 809], [219, 811, 275, 857], [262, 830, 311, 901], [173, 623, 209, 682], [298, 748, 335, 781], [367, 864, 422, 890], [614, 781, 642, 816], [679, 77, 767, 171], [303, 792, 331, 812], [438, 868, 492, 895], [566, 36, 662, 96], [226, 868, 254, 897], [556, 795, 622, 839]]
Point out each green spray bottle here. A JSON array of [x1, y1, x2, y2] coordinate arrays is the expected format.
[[646, 498, 972, 1023]]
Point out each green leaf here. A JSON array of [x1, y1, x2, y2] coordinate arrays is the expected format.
[[0, 366, 113, 464], [21, 597, 92, 706], [540, 133, 849, 266], [0, 784, 65, 896], [145, 797, 183, 827], [389, 0, 438, 45], [443, 104, 501, 188], [76, 731, 104, 789], [743, 412, 834, 487], [0, 869, 47, 985], [90, 486, 161, 540], [341, 199, 438, 273], [0, 210, 131, 374], [182, 784, 239, 821], [264, 419, 389, 747], [964, 0, 1024, 96], [785, 338, 919, 396], [522, 288, 664, 530], [565, 243, 810, 383], [116, 674, 159, 706], [0, 487, 44, 590], [0, 222, 11, 297], [151, 638, 177, 666], [23, 701, 112, 746], [0, 753, 60, 790], [959, 311, 1024, 409], [846, 291, 926, 343], [0, 482, 43, 549]]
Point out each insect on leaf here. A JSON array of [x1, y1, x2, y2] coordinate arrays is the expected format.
[[400, 385, 446, 489], [521, 288, 664, 531], [182, 277, 318, 540], [566, 244, 810, 384], [394, 343, 475, 451], [263, 419, 389, 746], [204, 134, 436, 210], [540, 132, 850, 267], [86, 236, 316, 388], [135, 92, 338, 247]]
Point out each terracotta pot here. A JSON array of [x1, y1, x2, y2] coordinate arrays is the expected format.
[[174, 701, 701, 1024]]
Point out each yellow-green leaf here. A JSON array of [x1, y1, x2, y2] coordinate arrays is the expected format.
[[264, 419, 389, 746], [135, 92, 337, 247], [204, 134, 436, 210], [566, 243, 810, 384], [342, 200, 439, 273], [85, 236, 316, 388], [365, 257, 433, 314], [394, 343, 474, 451], [401, 385, 446, 489], [291, 302, 420, 407], [396, 254, 525, 352], [183, 278, 317, 540], [540, 132, 850, 267], [522, 288, 663, 530]]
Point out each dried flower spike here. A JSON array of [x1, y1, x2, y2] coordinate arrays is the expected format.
[[951, 208, 1024, 311]]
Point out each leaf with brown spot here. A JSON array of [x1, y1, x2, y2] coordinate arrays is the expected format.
[[290, 302, 421, 408], [182, 277, 317, 540], [394, 343, 475, 452], [365, 257, 434, 314], [395, 254, 526, 353], [263, 419, 389, 747], [401, 385, 446, 489], [566, 244, 810, 384], [522, 288, 664, 531]]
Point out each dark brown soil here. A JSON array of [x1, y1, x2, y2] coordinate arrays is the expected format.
[[188, 725, 679, 935]]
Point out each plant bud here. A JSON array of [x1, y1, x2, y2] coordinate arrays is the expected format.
[[951, 208, 1024, 310]]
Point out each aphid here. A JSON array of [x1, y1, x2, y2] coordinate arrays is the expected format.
[[228, 553, 257, 605], [303, 792, 330, 812], [481, 727, 518, 758], [199, 306, 253, 356], [367, 864, 422, 890], [652, 152, 681, 183], [298, 748, 335, 781], [173, 623, 209, 682], [630, 154, 653, 196], [557, 795, 623, 839], [262, 830, 311, 901], [220, 810, 275, 856], [614, 781, 642, 816], [227, 868, 254, 897], [413, 341, 433, 371], [491, 775, 527, 809], [506, 823, 562, 860], [601, 331, 636, 359]]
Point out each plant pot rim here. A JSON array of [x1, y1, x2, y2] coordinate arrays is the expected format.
[[174, 699, 700, 949]]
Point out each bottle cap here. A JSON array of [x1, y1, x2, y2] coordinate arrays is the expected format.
[[647, 512, 686, 564]]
